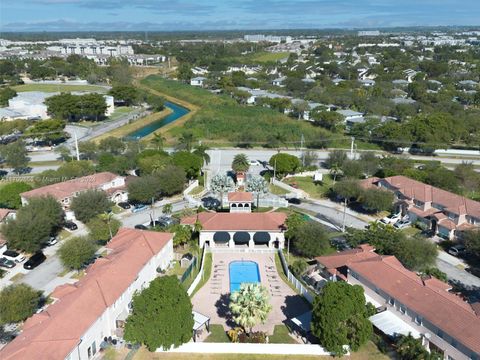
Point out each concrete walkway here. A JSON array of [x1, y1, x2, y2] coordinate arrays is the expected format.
[[191, 252, 311, 334]]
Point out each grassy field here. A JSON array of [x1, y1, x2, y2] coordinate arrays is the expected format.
[[92, 108, 172, 142], [204, 324, 229, 343], [249, 52, 289, 63], [283, 175, 333, 199], [268, 325, 298, 344], [269, 184, 289, 195], [12, 83, 108, 93], [188, 186, 205, 196], [108, 107, 138, 121], [140, 76, 333, 147], [190, 252, 213, 297], [133, 341, 388, 360]]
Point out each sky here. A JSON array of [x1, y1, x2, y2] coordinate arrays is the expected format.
[[1, 0, 480, 32]]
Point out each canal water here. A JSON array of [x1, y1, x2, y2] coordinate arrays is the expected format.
[[126, 101, 190, 139]]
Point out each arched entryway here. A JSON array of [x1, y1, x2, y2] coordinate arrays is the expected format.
[[233, 231, 250, 245], [253, 232, 270, 245], [213, 232, 230, 246]]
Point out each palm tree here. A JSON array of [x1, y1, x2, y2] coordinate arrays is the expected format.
[[246, 176, 268, 209], [210, 174, 235, 209], [151, 133, 166, 150], [193, 144, 211, 165], [231, 153, 250, 173], [229, 283, 272, 334], [329, 164, 342, 183], [162, 203, 173, 216], [178, 131, 195, 151], [99, 212, 114, 240]]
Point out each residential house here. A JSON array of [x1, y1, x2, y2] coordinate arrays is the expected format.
[[361, 175, 480, 240], [336, 109, 365, 127], [272, 76, 287, 87], [227, 192, 253, 213], [191, 67, 209, 76], [20, 172, 127, 220], [316, 245, 480, 360], [190, 77, 206, 87], [181, 212, 287, 249], [0, 228, 174, 360]]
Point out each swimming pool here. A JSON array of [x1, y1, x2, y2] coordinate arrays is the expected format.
[[229, 261, 260, 293]]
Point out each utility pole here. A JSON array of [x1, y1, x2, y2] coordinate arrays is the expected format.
[[151, 197, 156, 226], [74, 131, 80, 161], [273, 157, 277, 180], [350, 136, 355, 160], [300, 133, 305, 166], [342, 198, 347, 232]]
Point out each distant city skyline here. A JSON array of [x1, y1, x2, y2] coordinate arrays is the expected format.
[[1, 0, 480, 32]]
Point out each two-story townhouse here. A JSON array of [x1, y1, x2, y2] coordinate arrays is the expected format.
[[0, 228, 173, 360], [20, 172, 128, 220], [317, 246, 480, 360], [361, 175, 480, 240]]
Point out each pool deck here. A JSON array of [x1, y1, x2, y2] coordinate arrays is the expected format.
[[191, 252, 311, 334]]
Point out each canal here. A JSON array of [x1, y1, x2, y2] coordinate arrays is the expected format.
[[126, 101, 190, 139]]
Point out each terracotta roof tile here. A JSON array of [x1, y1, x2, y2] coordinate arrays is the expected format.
[[20, 172, 122, 201], [181, 212, 287, 231], [228, 192, 253, 202], [0, 228, 172, 360], [0, 208, 13, 222]]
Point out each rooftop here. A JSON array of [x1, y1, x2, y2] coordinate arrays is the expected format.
[[181, 212, 287, 231], [227, 192, 253, 202]]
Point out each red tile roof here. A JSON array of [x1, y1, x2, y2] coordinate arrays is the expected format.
[[181, 212, 287, 231], [367, 175, 480, 219], [20, 172, 122, 201], [0, 228, 172, 360], [228, 192, 253, 202], [0, 208, 14, 222], [316, 244, 378, 271], [322, 248, 480, 355]]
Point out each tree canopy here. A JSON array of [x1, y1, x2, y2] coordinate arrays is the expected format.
[[269, 153, 301, 177], [0, 181, 32, 209], [70, 190, 112, 223], [231, 153, 250, 173], [291, 221, 332, 258], [124, 276, 194, 351], [0, 284, 42, 324], [58, 236, 97, 270], [311, 281, 372, 355]]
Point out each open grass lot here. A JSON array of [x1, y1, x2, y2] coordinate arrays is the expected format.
[[248, 52, 289, 63], [107, 107, 138, 121], [132, 341, 388, 360], [269, 184, 289, 195], [12, 83, 108, 93], [269, 325, 298, 344], [283, 175, 333, 199], [204, 324, 230, 343], [140, 76, 333, 147]]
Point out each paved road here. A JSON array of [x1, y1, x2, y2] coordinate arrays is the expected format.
[[117, 199, 190, 228]]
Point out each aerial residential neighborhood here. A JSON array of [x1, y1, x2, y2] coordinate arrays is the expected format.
[[1, 1, 480, 360]]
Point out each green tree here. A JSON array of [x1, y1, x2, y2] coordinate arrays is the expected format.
[[177, 63, 193, 83], [423, 267, 448, 282], [229, 283, 272, 333], [177, 131, 196, 151], [108, 85, 139, 106], [269, 153, 301, 178], [58, 236, 97, 270], [395, 333, 432, 360], [87, 214, 121, 244], [290, 259, 308, 276], [26, 119, 66, 144], [0, 181, 32, 209], [162, 203, 173, 215], [359, 188, 394, 212], [70, 190, 112, 223], [98, 136, 126, 155], [325, 150, 347, 170], [285, 213, 308, 240], [150, 133, 166, 151], [311, 110, 344, 131], [231, 153, 250, 173], [78, 141, 98, 160], [172, 225, 192, 248], [192, 144, 211, 165], [172, 151, 202, 179], [394, 236, 437, 271], [124, 276, 194, 351], [341, 159, 364, 179], [2, 196, 64, 253], [332, 179, 362, 201], [157, 165, 186, 196], [127, 176, 161, 204], [145, 94, 165, 111], [1, 140, 29, 174], [210, 174, 235, 208], [311, 281, 372, 355], [463, 229, 480, 259], [291, 221, 331, 258], [0, 284, 42, 324]]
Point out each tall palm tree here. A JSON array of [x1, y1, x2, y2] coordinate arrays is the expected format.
[[229, 283, 272, 334], [193, 144, 211, 165], [178, 131, 195, 151], [162, 203, 173, 216], [151, 133, 166, 150], [210, 174, 235, 208], [231, 153, 250, 173], [99, 212, 114, 240]]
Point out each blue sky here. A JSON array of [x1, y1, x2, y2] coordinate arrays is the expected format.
[[1, 0, 480, 32]]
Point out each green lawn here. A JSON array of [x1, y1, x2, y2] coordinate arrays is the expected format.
[[269, 184, 288, 195], [107, 106, 137, 121], [269, 325, 298, 344], [249, 52, 289, 63], [204, 324, 229, 343], [12, 83, 108, 93], [188, 185, 205, 196], [283, 175, 333, 199]]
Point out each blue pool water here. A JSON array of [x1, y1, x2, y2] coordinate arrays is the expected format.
[[125, 101, 190, 139], [229, 261, 260, 293]]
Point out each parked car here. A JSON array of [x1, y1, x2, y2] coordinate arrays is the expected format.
[[466, 267, 480, 278], [380, 213, 401, 225], [3, 250, 25, 263], [131, 204, 148, 213], [23, 252, 46, 270], [202, 197, 220, 210], [117, 202, 131, 210], [46, 236, 58, 246], [448, 245, 466, 257], [134, 224, 148, 230], [0, 257, 16, 269], [64, 221, 78, 231], [157, 216, 179, 228], [287, 197, 302, 205], [394, 218, 411, 229], [249, 160, 260, 166]]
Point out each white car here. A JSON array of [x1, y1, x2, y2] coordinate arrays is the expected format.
[[394, 219, 411, 229], [249, 160, 260, 166], [3, 250, 26, 263], [380, 213, 401, 225]]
